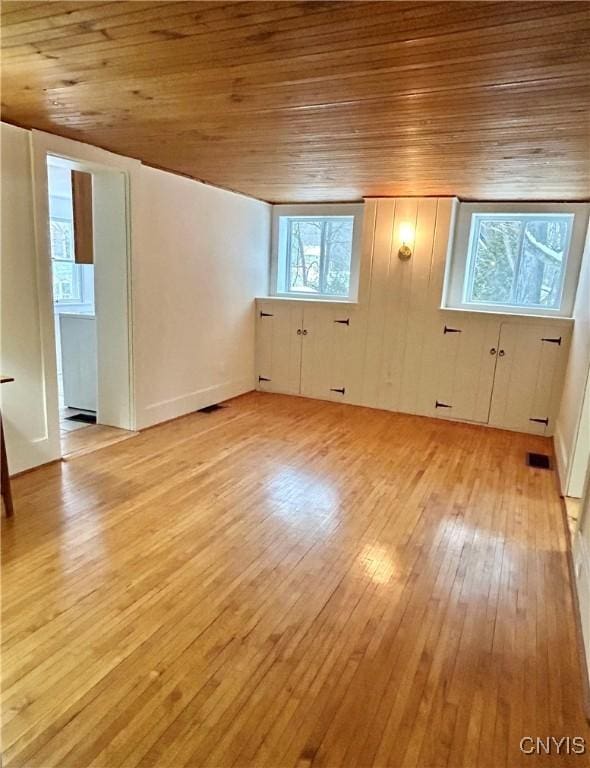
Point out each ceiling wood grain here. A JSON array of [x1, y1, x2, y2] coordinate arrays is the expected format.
[[2, 1, 589, 202]]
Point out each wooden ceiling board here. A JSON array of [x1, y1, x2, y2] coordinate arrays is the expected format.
[[2, 1, 589, 202]]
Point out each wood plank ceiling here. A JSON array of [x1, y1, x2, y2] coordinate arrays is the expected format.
[[1, 1, 589, 203]]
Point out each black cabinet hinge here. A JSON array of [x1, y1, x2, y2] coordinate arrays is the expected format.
[[541, 336, 561, 345], [443, 325, 462, 334], [258, 376, 271, 382], [435, 400, 452, 408], [529, 417, 549, 426], [334, 318, 350, 325], [330, 387, 346, 395], [259, 311, 274, 317]]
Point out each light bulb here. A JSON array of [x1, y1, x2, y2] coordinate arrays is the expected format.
[[398, 221, 414, 260]]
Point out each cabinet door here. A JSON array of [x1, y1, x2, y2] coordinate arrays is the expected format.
[[489, 323, 570, 435], [256, 301, 303, 395], [300, 305, 361, 403], [427, 314, 499, 423]]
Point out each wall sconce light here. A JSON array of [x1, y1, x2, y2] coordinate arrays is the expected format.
[[398, 222, 414, 260]]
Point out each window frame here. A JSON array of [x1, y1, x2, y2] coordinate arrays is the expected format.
[[270, 203, 364, 302], [442, 201, 590, 318]]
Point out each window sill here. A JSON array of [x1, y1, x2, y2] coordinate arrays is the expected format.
[[257, 295, 359, 306], [439, 306, 574, 323]]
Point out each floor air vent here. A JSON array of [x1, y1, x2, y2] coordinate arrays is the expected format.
[[198, 403, 224, 414], [526, 452, 551, 470]]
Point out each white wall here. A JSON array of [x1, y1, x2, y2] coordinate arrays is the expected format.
[[1, 123, 270, 471], [556, 226, 590, 496], [133, 166, 270, 428], [1, 123, 59, 474]]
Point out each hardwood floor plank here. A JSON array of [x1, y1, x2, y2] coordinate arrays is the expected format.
[[2, 392, 589, 767]]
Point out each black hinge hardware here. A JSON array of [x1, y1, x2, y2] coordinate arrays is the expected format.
[[258, 376, 271, 382], [330, 387, 346, 395], [435, 400, 452, 409], [259, 311, 273, 317], [443, 325, 462, 334], [334, 318, 350, 325], [541, 337, 561, 345], [529, 417, 549, 426]]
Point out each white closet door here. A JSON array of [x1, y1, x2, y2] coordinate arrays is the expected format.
[[300, 305, 360, 403], [256, 301, 303, 395], [427, 314, 499, 423], [489, 323, 570, 435]]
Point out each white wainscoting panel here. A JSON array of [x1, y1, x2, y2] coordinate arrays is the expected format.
[[256, 198, 572, 435]]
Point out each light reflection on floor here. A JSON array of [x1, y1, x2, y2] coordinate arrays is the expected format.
[[358, 543, 396, 585], [263, 465, 341, 534]]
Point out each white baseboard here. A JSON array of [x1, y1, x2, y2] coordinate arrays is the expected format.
[[573, 529, 590, 685], [137, 377, 255, 429]]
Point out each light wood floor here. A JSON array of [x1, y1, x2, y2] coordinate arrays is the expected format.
[[2, 392, 589, 768]]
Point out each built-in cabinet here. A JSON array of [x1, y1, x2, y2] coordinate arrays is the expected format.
[[256, 301, 362, 403], [428, 318, 570, 435], [256, 299, 571, 436]]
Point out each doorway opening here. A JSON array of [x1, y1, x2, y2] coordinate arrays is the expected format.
[[48, 160, 98, 448], [46, 155, 136, 458]]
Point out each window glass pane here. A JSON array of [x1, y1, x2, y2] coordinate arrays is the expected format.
[[515, 218, 572, 308], [289, 220, 322, 293], [50, 216, 84, 303], [52, 261, 81, 302], [324, 218, 354, 296], [286, 216, 353, 297], [50, 218, 74, 261], [468, 218, 521, 304], [465, 214, 573, 309]]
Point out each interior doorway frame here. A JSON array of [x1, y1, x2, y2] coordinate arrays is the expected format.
[[30, 129, 137, 461], [565, 367, 590, 498]]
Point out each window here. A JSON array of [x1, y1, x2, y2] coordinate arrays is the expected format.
[[50, 216, 82, 303], [443, 202, 589, 317], [465, 213, 573, 309], [272, 204, 363, 300], [286, 217, 354, 296]]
